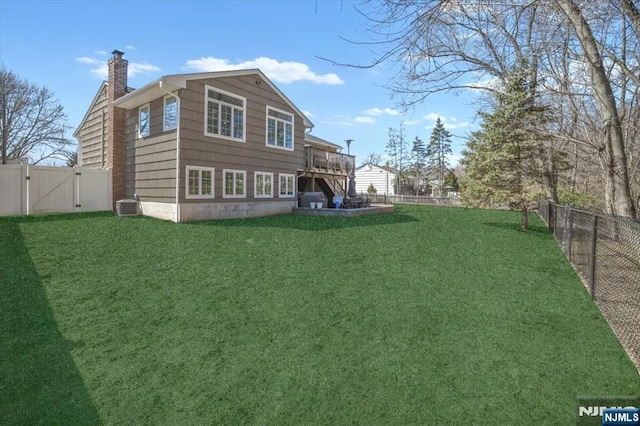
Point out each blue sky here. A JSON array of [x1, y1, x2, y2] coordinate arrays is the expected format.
[[1, 0, 480, 165]]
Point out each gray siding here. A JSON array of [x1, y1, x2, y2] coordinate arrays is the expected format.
[[124, 96, 177, 203], [122, 73, 307, 205], [178, 75, 305, 203], [76, 84, 108, 168]]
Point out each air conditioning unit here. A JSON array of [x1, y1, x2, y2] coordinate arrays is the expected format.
[[116, 199, 139, 216]]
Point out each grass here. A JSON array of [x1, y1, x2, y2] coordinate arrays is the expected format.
[[1, 205, 638, 425]]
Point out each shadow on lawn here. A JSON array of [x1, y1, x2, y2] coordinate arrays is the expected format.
[[186, 212, 418, 231], [0, 220, 100, 424], [2, 210, 116, 224]]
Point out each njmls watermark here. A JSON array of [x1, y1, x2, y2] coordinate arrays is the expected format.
[[577, 396, 640, 426]]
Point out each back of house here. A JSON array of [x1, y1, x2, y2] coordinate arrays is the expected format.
[[75, 50, 320, 222]]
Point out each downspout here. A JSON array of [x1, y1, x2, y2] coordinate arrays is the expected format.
[[159, 80, 181, 223]]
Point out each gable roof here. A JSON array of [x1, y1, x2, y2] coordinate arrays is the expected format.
[[73, 82, 135, 138], [73, 81, 107, 138], [356, 163, 397, 175], [304, 133, 343, 151], [112, 69, 314, 128]]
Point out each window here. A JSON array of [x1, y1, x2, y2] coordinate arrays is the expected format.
[[186, 166, 214, 198], [205, 86, 245, 141], [164, 95, 178, 131], [266, 107, 294, 150], [254, 172, 273, 198], [139, 104, 150, 138], [223, 169, 246, 198], [279, 174, 295, 197]]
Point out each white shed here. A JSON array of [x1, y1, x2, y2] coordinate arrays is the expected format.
[[355, 163, 396, 196]]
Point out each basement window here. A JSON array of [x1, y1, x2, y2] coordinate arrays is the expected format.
[[223, 169, 246, 198], [186, 166, 214, 198], [279, 174, 295, 198], [254, 172, 273, 198]]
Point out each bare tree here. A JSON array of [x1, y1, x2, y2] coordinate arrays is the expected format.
[[555, 0, 636, 218], [0, 66, 71, 165], [361, 152, 383, 166], [326, 0, 638, 218]]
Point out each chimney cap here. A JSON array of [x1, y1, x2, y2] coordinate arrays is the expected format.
[[111, 49, 125, 57]]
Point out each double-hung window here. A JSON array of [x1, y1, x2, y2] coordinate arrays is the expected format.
[[205, 86, 245, 141], [254, 172, 273, 198], [186, 166, 214, 198], [266, 107, 294, 150], [164, 95, 178, 131], [223, 169, 246, 198], [138, 104, 150, 138], [279, 174, 295, 198]]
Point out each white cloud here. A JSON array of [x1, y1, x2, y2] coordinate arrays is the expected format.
[[128, 62, 161, 76], [90, 63, 108, 79], [423, 113, 472, 130], [301, 110, 314, 117], [125, 45, 137, 51], [354, 116, 375, 124], [320, 120, 353, 126], [184, 56, 344, 85], [363, 107, 401, 116], [76, 56, 100, 64], [423, 112, 441, 121], [77, 55, 160, 80], [94, 50, 108, 55], [467, 74, 501, 92], [403, 119, 422, 125]]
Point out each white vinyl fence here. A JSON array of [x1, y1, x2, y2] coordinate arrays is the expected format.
[[0, 164, 111, 216]]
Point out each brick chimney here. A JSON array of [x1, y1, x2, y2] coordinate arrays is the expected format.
[[106, 49, 128, 211]]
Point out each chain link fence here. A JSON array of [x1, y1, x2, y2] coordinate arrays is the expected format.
[[538, 201, 640, 371]]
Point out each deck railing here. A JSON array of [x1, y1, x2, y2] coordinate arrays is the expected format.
[[304, 147, 355, 174]]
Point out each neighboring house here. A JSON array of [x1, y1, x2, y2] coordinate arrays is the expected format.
[[74, 50, 354, 222], [355, 163, 396, 196]]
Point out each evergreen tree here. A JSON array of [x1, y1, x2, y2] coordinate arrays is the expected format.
[[427, 118, 452, 195], [443, 170, 458, 192], [460, 65, 548, 230]]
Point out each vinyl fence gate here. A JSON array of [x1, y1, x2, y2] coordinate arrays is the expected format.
[[0, 164, 111, 216]]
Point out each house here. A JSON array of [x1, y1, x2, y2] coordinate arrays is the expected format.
[[355, 163, 396, 196], [74, 50, 353, 221]]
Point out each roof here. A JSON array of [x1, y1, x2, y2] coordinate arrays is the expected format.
[[112, 69, 313, 128], [304, 133, 343, 151], [73, 81, 107, 138], [73, 82, 135, 138], [356, 163, 397, 174]]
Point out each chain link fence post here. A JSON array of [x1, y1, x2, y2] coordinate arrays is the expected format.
[[589, 214, 598, 300]]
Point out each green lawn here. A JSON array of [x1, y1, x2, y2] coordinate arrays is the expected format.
[[1, 205, 638, 425]]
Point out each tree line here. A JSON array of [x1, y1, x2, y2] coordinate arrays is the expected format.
[[341, 0, 640, 222], [363, 118, 458, 196]]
